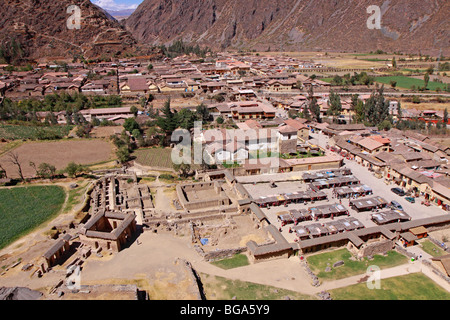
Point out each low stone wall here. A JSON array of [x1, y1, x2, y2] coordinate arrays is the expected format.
[[132, 161, 176, 174], [176, 259, 205, 300], [428, 235, 450, 253], [422, 259, 450, 285], [358, 239, 394, 259], [300, 259, 320, 287], [395, 244, 416, 259], [194, 245, 247, 262]]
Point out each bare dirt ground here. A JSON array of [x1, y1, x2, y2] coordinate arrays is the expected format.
[[0, 139, 114, 178], [402, 101, 450, 111], [89, 126, 123, 139]]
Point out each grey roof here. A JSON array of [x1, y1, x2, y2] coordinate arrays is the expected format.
[[350, 196, 388, 210], [83, 211, 136, 240], [246, 225, 291, 256], [42, 234, 72, 259], [249, 203, 268, 222], [399, 232, 418, 242]]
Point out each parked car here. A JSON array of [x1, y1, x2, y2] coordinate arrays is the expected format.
[[373, 172, 383, 179], [405, 197, 415, 203], [390, 200, 404, 211], [391, 187, 406, 196]]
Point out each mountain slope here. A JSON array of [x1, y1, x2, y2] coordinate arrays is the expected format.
[[0, 0, 139, 62], [125, 0, 450, 55]]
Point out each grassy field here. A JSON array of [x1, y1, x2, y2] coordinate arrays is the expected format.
[[0, 124, 73, 141], [0, 185, 66, 249], [419, 240, 447, 257], [306, 248, 408, 281], [375, 75, 447, 91], [200, 273, 316, 300], [63, 180, 90, 215], [210, 254, 250, 270], [133, 147, 174, 169], [329, 273, 450, 300]]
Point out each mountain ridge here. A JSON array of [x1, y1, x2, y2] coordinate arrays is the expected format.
[[124, 0, 450, 56], [0, 0, 140, 63]]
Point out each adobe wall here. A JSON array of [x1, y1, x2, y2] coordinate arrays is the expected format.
[[79, 234, 120, 252], [356, 239, 394, 259], [195, 246, 248, 262], [291, 161, 342, 172], [176, 182, 231, 211], [249, 249, 293, 264]]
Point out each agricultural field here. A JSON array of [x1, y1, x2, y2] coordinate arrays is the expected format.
[[0, 185, 66, 250], [0, 139, 114, 178], [0, 124, 73, 141], [329, 273, 450, 300], [133, 147, 174, 170], [306, 248, 408, 281], [375, 75, 448, 91]]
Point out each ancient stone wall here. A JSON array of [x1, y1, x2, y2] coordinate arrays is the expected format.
[[357, 239, 394, 258]]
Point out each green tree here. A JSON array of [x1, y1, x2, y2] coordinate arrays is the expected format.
[[37, 163, 56, 179], [116, 146, 130, 164], [327, 90, 342, 118], [131, 129, 142, 139], [424, 73, 430, 90], [157, 98, 178, 134], [173, 163, 191, 178], [130, 105, 139, 117], [75, 123, 92, 138], [331, 75, 343, 86], [123, 117, 141, 133], [390, 80, 397, 89], [65, 162, 84, 178], [177, 108, 197, 130], [364, 86, 390, 126], [196, 103, 211, 122], [378, 119, 392, 131], [397, 101, 403, 120], [307, 86, 321, 123], [392, 57, 397, 69], [91, 116, 101, 127]]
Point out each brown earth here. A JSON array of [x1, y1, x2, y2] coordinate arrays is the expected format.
[[0, 0, 152, 62], [125, 0, 450, 56], [0, 139, 114, 178]]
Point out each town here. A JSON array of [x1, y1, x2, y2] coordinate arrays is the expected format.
[[0, 47, 450, 301]]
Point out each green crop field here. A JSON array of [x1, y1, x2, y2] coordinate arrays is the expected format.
[[0, 124, 73, 141], [330, 273, 450, 300], [133, 147, 174, 169], [375, 76, 448, 91], [0, 185, 66, 249]]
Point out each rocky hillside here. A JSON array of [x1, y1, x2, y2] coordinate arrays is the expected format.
[[125, 0, 449, 55], [0, 0, 139, 63]]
